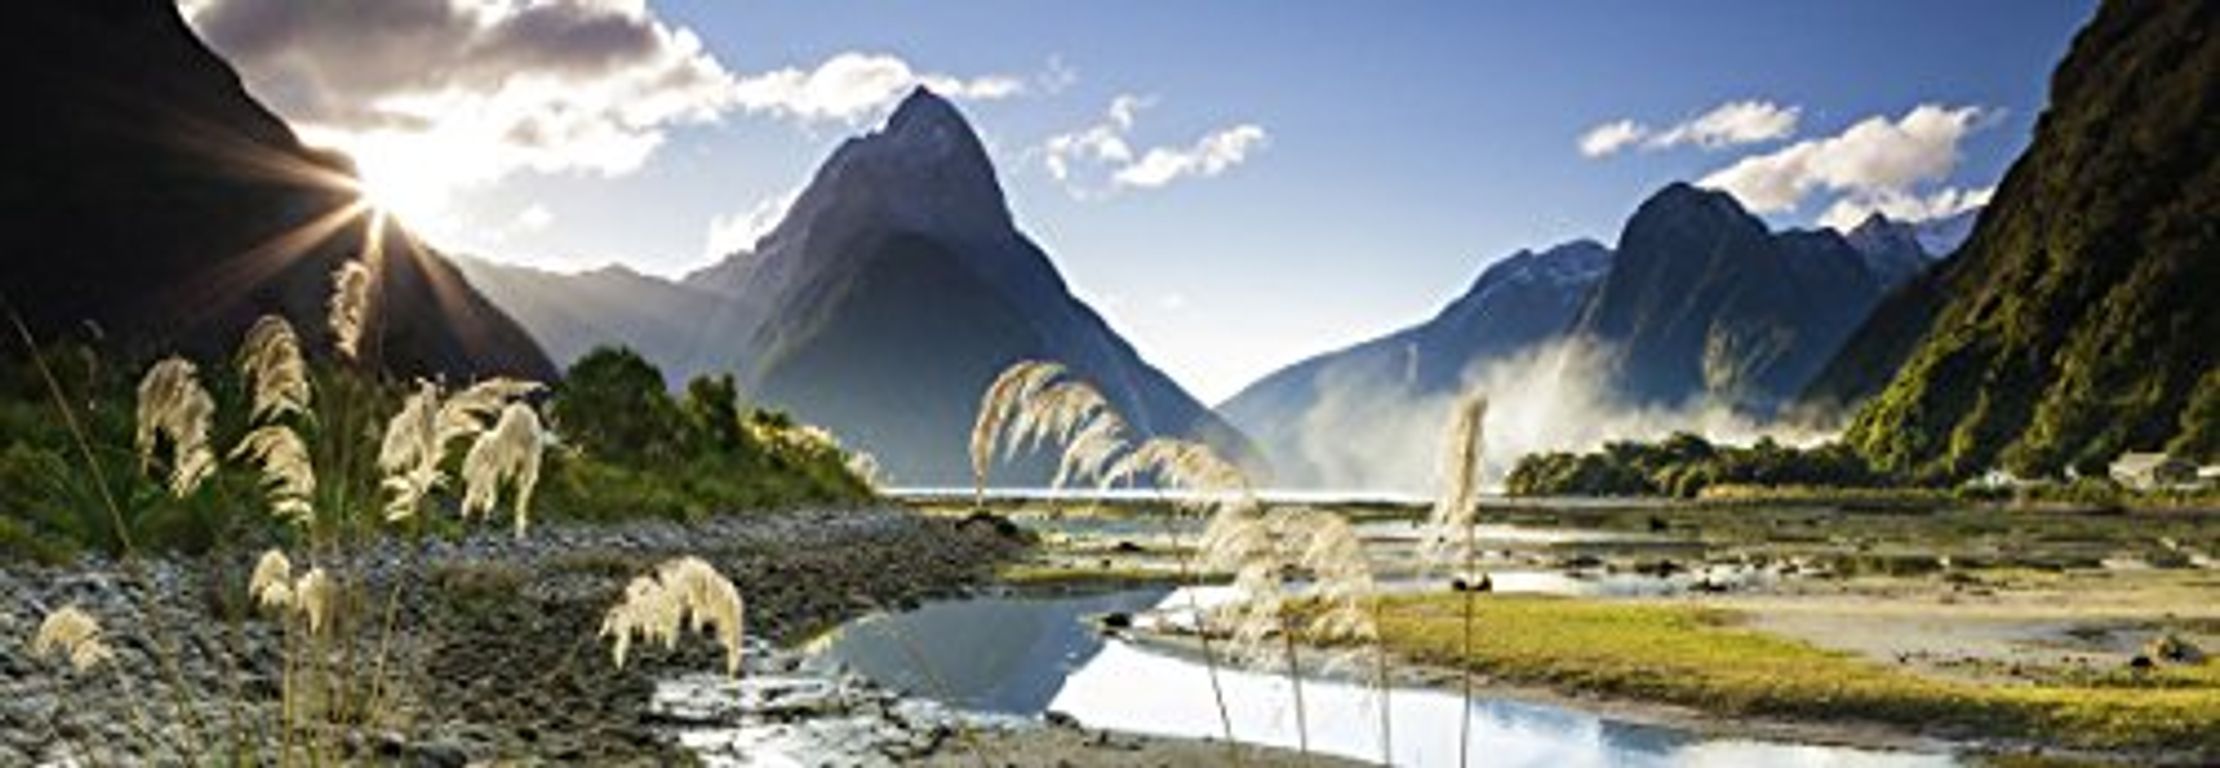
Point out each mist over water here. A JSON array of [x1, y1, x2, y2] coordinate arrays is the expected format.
[[1285, 337, 1829, 495]]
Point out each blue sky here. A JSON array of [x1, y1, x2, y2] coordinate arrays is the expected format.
[[186, 0, 2097, 402]]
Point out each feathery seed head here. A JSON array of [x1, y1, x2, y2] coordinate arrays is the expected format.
[[250, 549, 294, 610], [437, 378, 543, 445], [33, 605, 112, 672], [135, 357, 217, 497], [1295, 509, 1379, 644], [600, 556, 746, 676], [294, 568, 335, 634], [1426, 392, 1489, 567], [1052, 409, 1129, 490], [379, 378, 541, 524], [970, 360, 1070, 494], [232, 425, 317, 527], [237, 315, 312, 423], [378, 379, 443, 522], [460, 402, 546, 538], [330, 260, 372, 360], [1103, 438, 1249, 505], [1008, 381, 1110, 459]]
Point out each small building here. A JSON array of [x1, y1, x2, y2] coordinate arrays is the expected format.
[[2110, 452, 2196, 490]]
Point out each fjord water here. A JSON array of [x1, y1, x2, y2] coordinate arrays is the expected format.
[[812, 589, 1957, 767]]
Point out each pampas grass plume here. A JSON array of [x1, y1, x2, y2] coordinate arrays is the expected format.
[[461, 402, 546, 537], [33, 605, 113, 672], [237, 315, 311, 423], [971, 361, 1066, 494], [250, 549, 294, 610], [600, 556, 746, 676], [135, 356, 217, 497], [232, 425, 317, 526], [294, 567, 335, 634], [1426, 392, 1488, 566], [330, 259, 371, 360]]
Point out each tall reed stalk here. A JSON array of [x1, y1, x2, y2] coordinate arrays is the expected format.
[[1427, 392, 1489, 768]]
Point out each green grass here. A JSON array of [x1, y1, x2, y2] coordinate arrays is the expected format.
[[1376, 594, 2220, 754], [994, 562, 1203, 590]]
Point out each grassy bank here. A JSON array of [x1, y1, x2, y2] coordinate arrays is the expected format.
[[1375, 594, 2220, 755]]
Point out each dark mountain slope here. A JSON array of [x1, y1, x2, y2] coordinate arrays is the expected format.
[[1569, 183, 1894, 412], [706, 89, 1253, 485], [1843, 0, 2220, 478], [0, 0, 551, 380]]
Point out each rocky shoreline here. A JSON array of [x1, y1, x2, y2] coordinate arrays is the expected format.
[[0, 508, 1028, 765]]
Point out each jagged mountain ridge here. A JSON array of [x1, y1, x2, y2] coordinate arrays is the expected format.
[[1221, 183, 1939, 491]]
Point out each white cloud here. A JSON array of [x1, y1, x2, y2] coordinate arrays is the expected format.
[[1698, 104, 1989, 215], [1578, 119, 1646, 158], [1113, 125, 1268, 188], [703, 191, 796, 260], [1648, 100, 1800, 149], [187, 0, 739, 192], [1042, 95, 1267, 196], [733, 52, 1026, 125], [1819, 185, 1994, 231], [1580, 100, 1799, 158]]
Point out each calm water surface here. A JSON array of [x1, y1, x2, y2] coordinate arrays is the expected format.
[[810, 589, 1957, 767]]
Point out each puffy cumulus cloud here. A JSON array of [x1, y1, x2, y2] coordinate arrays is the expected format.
[[1579, 100, 1799, 158], [1698, 104, 1990, 214], [1818, 185, 1994, 231], [186, 0, 738, 193], [732, 52, 1027, 125], [1041, 95, 1267, 196]]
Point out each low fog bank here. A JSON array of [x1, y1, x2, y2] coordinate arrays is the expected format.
[[1271, 338, 1833, 495]]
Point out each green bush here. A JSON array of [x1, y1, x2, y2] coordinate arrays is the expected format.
[[1507, 432, 1885, 498], [537, 346, 872, 522]]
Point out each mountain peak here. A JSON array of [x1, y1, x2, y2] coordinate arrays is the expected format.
[[885, 86, 964, 132], [1639, 181, 1753, 224], [772, 82, 1010, 249], [1844, 212, 1923, 257]]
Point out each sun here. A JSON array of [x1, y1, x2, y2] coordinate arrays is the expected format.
[[350, 154, 451, 231]]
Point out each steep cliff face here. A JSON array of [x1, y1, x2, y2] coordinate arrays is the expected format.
[[0, 0, 552, 380], [1841, 0, 2220, 477]]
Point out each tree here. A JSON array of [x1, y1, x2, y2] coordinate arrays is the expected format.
[[551, 347, 682, 463], [681, 374, 748, 455]]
